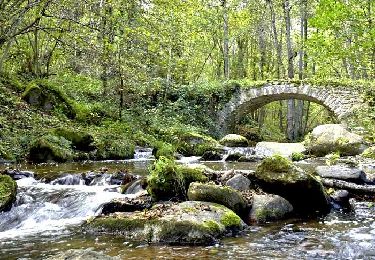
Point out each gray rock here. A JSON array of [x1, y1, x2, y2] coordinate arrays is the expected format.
[[225, 174, 251, 191], [249, 194, 293, 223], [254, 155, 330, 215], [315, 165, 367, 184], [86, 201, 246, 246], [330, 190, 352, 211], [255, 142, 306, 158], [305, 124, 367, 156], [187, 182, 247, 215]]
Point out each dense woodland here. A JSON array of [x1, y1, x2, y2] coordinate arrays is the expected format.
[[0, 0, 374, 161]]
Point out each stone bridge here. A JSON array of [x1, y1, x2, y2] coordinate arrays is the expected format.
[[217, 82, 364, 134]]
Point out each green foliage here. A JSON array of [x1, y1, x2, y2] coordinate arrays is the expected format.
[[325, 152, 341, 166], [53, 127, 95, 151], [153, 141, 176, 159], [0, 174, 17, 211], [291, 152, 305, 162], [147, 157, 207, 201], [361, 147, 375, 159]]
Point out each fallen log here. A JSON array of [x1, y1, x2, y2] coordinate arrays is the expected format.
[[321, 178, 375, 195]]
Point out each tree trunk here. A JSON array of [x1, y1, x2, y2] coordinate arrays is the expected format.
[[294, 99, 304, 140], [267, 0, 283, 79], [287, 99, 295, 141], [283, 0, 294, 79], [222, 0, 229, 79]]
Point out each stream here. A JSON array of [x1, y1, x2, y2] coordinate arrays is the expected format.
[[0, 150, 375, 259]]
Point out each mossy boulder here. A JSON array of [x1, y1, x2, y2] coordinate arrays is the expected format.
[[361, 146, 375, 159], [248, 194, 293, 223], [147, 157, 208, 201], [85, 201, 246, 245], [304, 124, 367, 156], [187, 182, 247, 216], [176, 132, 219, 156], [254, 155, 330, 215], [22, 81, 75, 118], [94, 136, 135, 160], [219, 134, 249, 147], [53, 127, 95, 151], [0, 174, 17, 212], [28, 134, 73, 163]]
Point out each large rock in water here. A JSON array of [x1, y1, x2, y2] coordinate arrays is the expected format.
[[249, 194, 293, 223], [225, 174, 251, 191], [187, 182, 247, 216], [0, 174, 17, 212], [85, 201, 246, 245], [305, 124, 366, 156], [315, 165, 368, 184], [255, 142, 306, 158], [219, 134, 249, 147], [254, 155, 330, 215]]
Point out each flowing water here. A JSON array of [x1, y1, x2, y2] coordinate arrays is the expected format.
[[0, 149, 375, 259]]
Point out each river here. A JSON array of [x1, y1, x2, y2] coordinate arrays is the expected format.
[[0, 154, 374, 259]]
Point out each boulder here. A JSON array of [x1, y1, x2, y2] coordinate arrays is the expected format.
[[2, 169, 34, 180], [330, 190, 352, 211], [254, 155, 330, 215], [28, 134, 73, 163], [85, 201, 246, 245], [54, 127, 95, 151], [101, 196, 153, 215], [147, 157, 208, 201], [315, 165, 368, 184], [200, 150, 223, 161], [249, 194, 293, 223], [219, 134, 249, 147], [225, 174, 251, 191], [187, 182, 247, 216], [0, 174, 17, 212], [255, 142, 306, 158], [304, 124, 366, 156]]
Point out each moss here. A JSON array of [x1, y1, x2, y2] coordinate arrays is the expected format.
[[257, 155, 294, 174], [219, 134, 249, 147], [361, 147, 375, 159], [291, 152, 305, 162], [87, 216, 148, 232], [220, 211, 242, 228], [187, 182, 246, 215], [175, 132, 218, 156], [28, 134, 73, 163], [0, 174, 17, 212], [203, 220, 221, 233], [53, 127, 95, 151], [147, 157, 208, 201]]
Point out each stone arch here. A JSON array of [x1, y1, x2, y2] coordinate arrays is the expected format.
[[217, 83, 363, 134]]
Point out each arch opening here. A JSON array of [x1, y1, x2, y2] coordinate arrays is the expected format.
[[229, 98, 336, 143]]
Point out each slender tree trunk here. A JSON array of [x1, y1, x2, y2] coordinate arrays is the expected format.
[[222, 0, 229, 79], [287, 99, 295, 141], [284, 0, 294, 79], [294, 100, 304, 140], [267, 0, 283, 79], [258, 24, 266, 79], [279, 101, 284, 132]]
